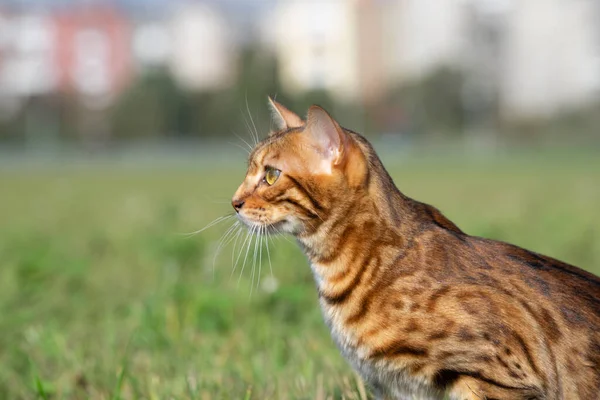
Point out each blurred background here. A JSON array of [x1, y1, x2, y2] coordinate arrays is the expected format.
[[1, 0, 599, 399], [2, 0, 600, 150]]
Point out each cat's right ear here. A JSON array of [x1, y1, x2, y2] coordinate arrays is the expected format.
[[268, 96, 304, 132], [305, 105, 347, 167]]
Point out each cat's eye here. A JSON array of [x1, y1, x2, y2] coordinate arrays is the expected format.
[[264, 167, 281, 186]]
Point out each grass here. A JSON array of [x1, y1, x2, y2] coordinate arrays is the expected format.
[[1, 149, 599, 399]]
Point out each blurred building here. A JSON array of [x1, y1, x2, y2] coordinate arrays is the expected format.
[[386, 0, 600, 119], [0, 1, 239, 104], [53, 7, 133, 103], [382, 0, 467, 82], [168, 3, 236, 91], [0, 7, 133, 110], [499, 0, 600, 118], [132, 19, 171, 71], [268, 0, 470, 104], [270, 0, 600, 120], [0, 11, 58, 118], [1, 0, 599, 138], [268, 0, 361, 101]]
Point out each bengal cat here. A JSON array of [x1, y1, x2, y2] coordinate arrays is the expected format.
[[231, 98, 600, 400]]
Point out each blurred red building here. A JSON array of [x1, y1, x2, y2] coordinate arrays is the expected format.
[[52, 7, 132, 100]]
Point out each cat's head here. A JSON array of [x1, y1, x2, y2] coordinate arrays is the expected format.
[[231, 98, 369, 237]]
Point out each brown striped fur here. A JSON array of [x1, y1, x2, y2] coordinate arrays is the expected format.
[[232, 100, 600, 400]]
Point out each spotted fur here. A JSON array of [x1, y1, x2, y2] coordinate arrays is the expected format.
[[232, 100, 600, 400]]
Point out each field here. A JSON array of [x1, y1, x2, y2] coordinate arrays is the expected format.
[[1, 149, 599, 399]]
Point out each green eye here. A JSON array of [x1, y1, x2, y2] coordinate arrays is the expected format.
[[264, 167, 281, 185]]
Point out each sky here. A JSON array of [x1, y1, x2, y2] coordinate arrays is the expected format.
[[0, 0, 276, 44], [0, 0, 275, 14]]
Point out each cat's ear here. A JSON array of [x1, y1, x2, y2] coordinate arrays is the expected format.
[[268, 96, 304, 131], [306, 105, 347, 166]]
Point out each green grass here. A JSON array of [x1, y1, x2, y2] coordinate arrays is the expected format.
[[1, 151, 599, 399]]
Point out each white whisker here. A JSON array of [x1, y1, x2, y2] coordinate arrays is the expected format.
[[231, 228, 252, 280], [249, 225, 261, 297], [211, 221, 240, 280], [222, 223, 242, 248], [251, 225, 260, 296], [271, 225, 294, 244], [228, 141, 251, 155], [230, 222, 285, 291], [179, 214, 234, 237], [265, 227, 274, 278], [240, 104, 258, 148], [257, 226, 264, 291], [245, 93, 260, 146], [249, 230, 255, 294], [313, 209, 325, 223], [232, 131, 254, 152], [237, 225, 255, 287], [230, 227, 243, 271]]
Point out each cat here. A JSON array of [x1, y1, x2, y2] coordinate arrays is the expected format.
[[231, 98, 600, 400]]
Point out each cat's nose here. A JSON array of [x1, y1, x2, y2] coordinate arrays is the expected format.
[[232, 199, 245, 212]]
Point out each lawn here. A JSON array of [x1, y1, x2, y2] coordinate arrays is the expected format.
[[1, 149, 599, 399]]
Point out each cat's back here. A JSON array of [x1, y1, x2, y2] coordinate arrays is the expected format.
[[414, 205, 600, 322], [427, 228, 600, 398], [458, 233, 600, 324]]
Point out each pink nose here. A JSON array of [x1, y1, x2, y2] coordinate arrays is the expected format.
[[232, 199, 245, 212]]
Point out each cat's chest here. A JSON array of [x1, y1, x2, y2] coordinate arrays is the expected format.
[[313, 262, 441, 399], [310, 266, 370, 367], [318, 300, 440, 399], [319, 300, 376, 380]]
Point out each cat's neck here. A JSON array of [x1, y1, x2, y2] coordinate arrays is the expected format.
[[295, 138, 430, 285], [296, 179, 420, 278]]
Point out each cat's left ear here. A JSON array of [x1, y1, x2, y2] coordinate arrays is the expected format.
[[305, 105, 347, 166], [268, 96, 304, 132]]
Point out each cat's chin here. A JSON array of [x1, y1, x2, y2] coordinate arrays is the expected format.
[[236, 215, 298, 236]]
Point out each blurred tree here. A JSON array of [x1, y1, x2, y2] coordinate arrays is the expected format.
[[111, 69, 190, 139], [504, 101, 600, 146], [0, 108, 26, 145], [385, 67, 466, 137], [203, 45, 281, 138]]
